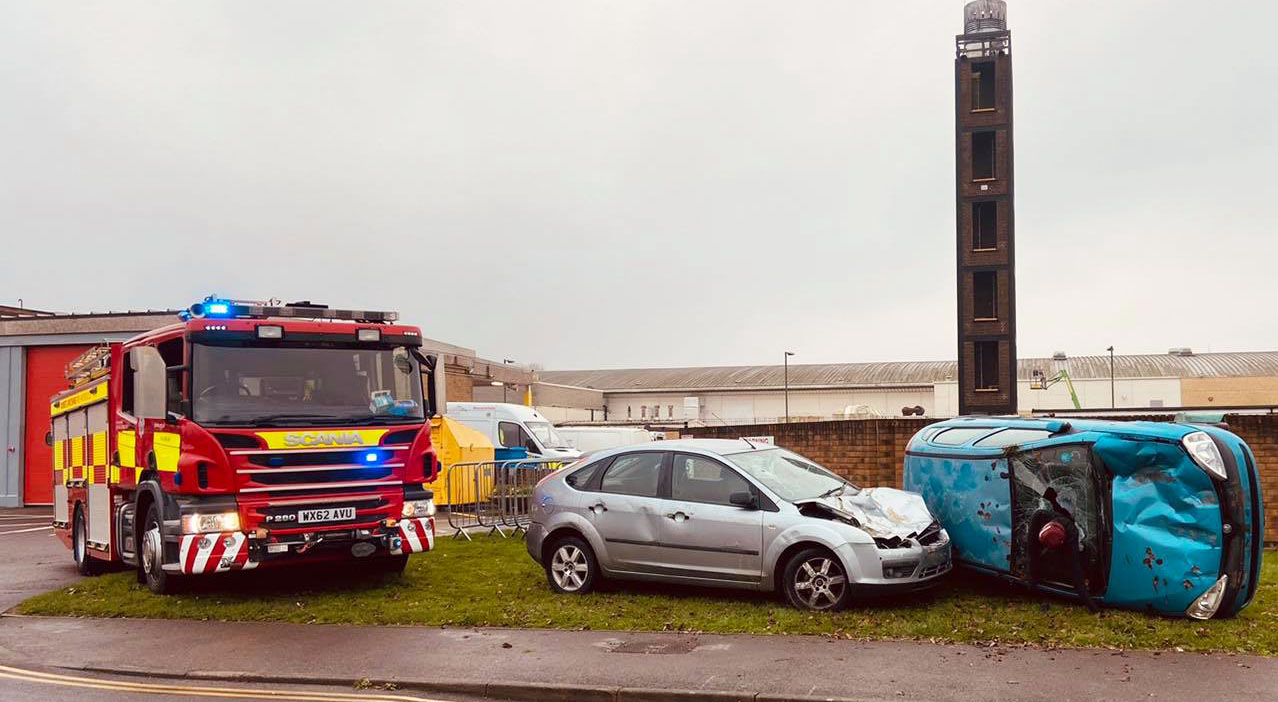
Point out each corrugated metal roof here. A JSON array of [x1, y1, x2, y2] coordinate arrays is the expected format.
[[539, 351, 1278, 392]]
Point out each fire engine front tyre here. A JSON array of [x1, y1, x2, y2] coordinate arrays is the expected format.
[[140, 503, 179, 595], [72, 507, 101, 576]]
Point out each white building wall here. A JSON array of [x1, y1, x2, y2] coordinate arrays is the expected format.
[[931, 377, 1182, 417], [607, 387, 936, 425]]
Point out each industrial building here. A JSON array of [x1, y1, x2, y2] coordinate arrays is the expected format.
[[538, 350, 1278, 426]]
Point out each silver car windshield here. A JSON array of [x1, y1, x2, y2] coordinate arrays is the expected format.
[[526, 421, 570, 449], [725, 448, 858, 502]]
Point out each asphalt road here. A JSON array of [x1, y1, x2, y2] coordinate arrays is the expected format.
[[0, 508, 78, 611], [0, 662, 486, 702]]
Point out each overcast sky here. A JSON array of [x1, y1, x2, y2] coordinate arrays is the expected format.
[[3, 1, 1276, 370]]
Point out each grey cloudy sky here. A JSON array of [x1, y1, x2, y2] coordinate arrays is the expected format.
[[3, 1, 1276, 370]]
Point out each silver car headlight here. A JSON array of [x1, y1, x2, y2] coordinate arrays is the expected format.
[[1186, 575, 1229, 620], [402, 498, 436, 519], [1182, 432, 1227, 481]]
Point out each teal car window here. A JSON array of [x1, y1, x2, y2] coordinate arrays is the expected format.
[[932, 427, 995, 446], [974, 428, 1052, 448]]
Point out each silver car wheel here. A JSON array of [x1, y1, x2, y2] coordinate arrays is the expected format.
[[551, 544, 588, 592], [142, 526, 162, 576], [793, 556, 847, 610]]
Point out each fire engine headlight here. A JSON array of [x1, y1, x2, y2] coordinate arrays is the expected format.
[[402, 499, 436, 519], [357, 328, 381, 342], [1186, 575, 1229, 619], [1182, 432, 1228, 481], [183, 512, 241, 534]]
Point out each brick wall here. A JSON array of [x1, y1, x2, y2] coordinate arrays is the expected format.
[[686, 414, 1278, 542]]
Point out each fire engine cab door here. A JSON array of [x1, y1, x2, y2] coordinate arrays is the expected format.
[[131, 347, 175, 480]]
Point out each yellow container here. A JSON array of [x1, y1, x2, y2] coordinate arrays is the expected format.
[[428, 416, 495, 506]]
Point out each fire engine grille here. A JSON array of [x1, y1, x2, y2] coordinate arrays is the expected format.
[[247, 450, 380, 468], [249, 466, 393, 486]]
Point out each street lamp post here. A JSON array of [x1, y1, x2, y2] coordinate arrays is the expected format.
[[784, 351, 795, 423], [502, 359, 516, 403], [1106, 346, 1115, 408]]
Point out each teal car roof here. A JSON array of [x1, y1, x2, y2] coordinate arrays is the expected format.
[[918, 416, 1197, 449]]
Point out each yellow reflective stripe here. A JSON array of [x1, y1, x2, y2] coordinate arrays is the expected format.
[[117, 431, 136, 469], [53, 440, 64, 471], [109, 466, 120, 484], [153, 431, 180, 472], [255, 429, 390, 450], [92, 431, 107, 466], [50, 383, 107, 417], [70, 437, 84, 468]]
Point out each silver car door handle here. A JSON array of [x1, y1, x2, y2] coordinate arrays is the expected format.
[[665, 511, 691, 521], [589, 502, 607, 513]]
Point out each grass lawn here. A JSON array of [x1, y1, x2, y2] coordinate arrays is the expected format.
[[17, 537, 1278, 655]]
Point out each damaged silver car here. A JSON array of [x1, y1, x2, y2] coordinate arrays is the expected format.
[[526, 439, 951, 611]]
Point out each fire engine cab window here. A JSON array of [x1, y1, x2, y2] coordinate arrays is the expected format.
[[191, 344, 424, 427]]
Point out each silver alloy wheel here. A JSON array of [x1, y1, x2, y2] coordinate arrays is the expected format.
[[792, 556, 847, 610], [550, 544, 588, 591], [142, 526, 162, 576]]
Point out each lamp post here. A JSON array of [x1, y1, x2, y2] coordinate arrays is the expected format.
[[502, 359, 515, 403], [1106, 346, 1115, 408], [784, 351, 795, 423]]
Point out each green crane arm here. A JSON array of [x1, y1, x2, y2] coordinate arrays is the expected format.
[[1059, 369, 1082, 410]]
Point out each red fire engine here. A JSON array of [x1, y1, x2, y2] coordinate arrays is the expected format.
[[49, 298, 439, 593]]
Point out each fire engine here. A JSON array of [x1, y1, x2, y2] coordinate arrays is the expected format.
[[49, 297, 439, 594]]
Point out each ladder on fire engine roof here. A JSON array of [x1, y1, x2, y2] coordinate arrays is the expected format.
[[65, 344, 113, 387]]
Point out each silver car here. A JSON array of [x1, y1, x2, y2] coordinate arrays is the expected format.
[[526, 439, 951, 611]]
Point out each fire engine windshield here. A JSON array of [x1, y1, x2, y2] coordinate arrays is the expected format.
[[191, 344, 425, 427]]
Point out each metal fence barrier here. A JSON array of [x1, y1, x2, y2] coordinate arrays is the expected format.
[[440, 458, 564, 539]]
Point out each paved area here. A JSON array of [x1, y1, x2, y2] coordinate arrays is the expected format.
[[0, 508, 78, 611], [3, 506, 1276, 702], [3, 614, 1277, 702]]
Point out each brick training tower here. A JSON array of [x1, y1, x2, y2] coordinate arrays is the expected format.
[[955, 0, 1016, 415]]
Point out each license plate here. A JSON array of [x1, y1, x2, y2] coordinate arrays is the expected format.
[[298, 507, 355, 524]]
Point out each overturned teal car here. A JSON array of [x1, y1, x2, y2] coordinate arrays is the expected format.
[[903, 417, 1263, 619]]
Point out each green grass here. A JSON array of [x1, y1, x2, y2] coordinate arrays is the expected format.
[[17, 538, 1278, 655]]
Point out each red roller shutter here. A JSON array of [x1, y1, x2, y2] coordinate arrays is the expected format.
[[23, 345, 88, 505]]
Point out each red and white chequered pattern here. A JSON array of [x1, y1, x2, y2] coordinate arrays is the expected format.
[[393, 517, 435, 554], [178, 532, 258, 574]]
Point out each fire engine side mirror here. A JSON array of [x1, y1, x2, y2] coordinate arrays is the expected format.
[[45, 431, 53, 447]]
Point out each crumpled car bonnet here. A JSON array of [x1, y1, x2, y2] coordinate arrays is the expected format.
[[797, 487, 937, 540]]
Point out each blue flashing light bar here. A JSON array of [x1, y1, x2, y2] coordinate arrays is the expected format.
[[178, 295, 398, 323]]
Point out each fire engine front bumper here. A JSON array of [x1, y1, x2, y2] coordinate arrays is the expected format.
[[164, 518, 435, 575]]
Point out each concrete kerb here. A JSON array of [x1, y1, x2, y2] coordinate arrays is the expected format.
[[72, 664, 873, 702]]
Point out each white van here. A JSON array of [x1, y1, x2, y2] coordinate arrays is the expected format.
[[446, 403, 582, 460], [554, 426, 656, 454]]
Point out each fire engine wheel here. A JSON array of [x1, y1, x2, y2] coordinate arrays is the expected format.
[[72, 507, 100, 576], [140, 503, 178, 595]]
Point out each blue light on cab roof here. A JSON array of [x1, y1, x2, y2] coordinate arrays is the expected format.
[[206, 302, 230, 316]]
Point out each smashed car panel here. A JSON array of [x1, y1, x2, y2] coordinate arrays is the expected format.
[[903, 417, 1263, 619], [796, 487, 937, 541]]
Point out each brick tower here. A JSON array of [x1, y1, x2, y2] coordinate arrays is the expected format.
[[955, 0, 1016, 415]]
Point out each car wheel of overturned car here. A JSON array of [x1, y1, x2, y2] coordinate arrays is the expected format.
[[140, 502, 178, 595], [72, 506, 100, 576], [544, 535, 598, 595], [783, 547, 851, 612]]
